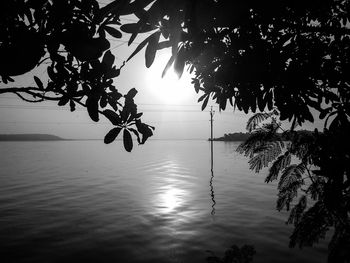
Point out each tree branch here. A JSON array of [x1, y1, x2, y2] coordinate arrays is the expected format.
[[0, 87, 41, 94], [0, 87, 61, 101], [14, 92, 44, 102]]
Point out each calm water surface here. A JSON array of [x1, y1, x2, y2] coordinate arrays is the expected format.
[[0, 140, 327, 262]]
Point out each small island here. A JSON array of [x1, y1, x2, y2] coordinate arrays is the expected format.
[[0, 134, 64, 141], [210, 130, 315, 141], [210, 132, 251, 141]]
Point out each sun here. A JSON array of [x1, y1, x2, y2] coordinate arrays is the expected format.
[[145, 51, 194, 104]]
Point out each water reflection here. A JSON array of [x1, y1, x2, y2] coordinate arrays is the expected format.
[[210, 170, 216, 215], [157, 186, 186, 213], [0, 141, 328, 263], [152, 159, 190, 215]]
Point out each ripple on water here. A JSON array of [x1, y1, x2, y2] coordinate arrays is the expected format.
[[0, 141, 328, 263]]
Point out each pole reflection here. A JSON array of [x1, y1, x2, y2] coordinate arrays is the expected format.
[[210, 169, 216, 215]]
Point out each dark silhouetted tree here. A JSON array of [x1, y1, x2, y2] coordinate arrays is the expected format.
[[1, 0, 349, 261], [115, 1, 350, 260], [0, 0, 155, 151]]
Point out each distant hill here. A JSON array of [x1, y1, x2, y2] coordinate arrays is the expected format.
[[0, 134, 63, 141]]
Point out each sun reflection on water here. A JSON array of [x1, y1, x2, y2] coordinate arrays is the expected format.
[[152, 159, 190, 215], [158, 187, 185, 213]]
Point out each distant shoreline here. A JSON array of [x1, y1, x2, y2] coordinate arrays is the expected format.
[[209, 132, 251, 141], [0, 135, 211, 142], [0, 134, 64, 141], [209, 130, 315, 141]]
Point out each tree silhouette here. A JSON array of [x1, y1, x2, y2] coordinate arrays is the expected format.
[[0, 0, 349, 261], [0, 0, 155, 151]]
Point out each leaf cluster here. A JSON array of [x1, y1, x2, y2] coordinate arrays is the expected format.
[[118, 0, 349, 129], [237, 110, 350, 261], [0, 0, 155, 150]]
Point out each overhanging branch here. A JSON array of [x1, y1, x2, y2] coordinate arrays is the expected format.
[[0, 86, 61, 101]]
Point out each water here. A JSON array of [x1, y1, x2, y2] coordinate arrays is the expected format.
[[0, 140, 327, 262]]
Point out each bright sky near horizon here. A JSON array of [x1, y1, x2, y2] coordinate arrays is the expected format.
[[0, 3, 324, 141]]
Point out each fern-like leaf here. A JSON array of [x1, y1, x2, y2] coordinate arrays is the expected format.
[[287, 195, 307, 226], [246, 112, 272, 132], [277, 164, 305, 211], [306, 176, 326, 200], [248, 141, 282, 173], [289, 201, 332, 248], [266, 151, 291, 183], [278, 164, 305, 190], [236, 130, 267, 158], [328, 225, 350, 263]]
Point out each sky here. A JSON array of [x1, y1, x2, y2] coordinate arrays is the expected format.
[[0, 4, 324, 141]]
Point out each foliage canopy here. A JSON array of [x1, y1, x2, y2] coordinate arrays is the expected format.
[[0, 0, 349, 261]]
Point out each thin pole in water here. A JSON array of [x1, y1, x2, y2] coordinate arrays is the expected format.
[[209, 106, 216, 215], [210, 106, 214, 171]]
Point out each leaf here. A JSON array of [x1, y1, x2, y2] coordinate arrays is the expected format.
[[198, 93, 207, 102], [194, 82, 200, 93], [257, 92, 266, 111], [219, 97, 227, 110], [157, 41, 171, 50], [289, 201, 330, 248], [128, 32, 138, 46], [120, 23, 153, 33], [287, 195, 307, 226], [100, 95, 108, 108], [58, 96, 69, 106], [278, 164, 305, 191], [102, 50, 115, 68], [125, 88, 138, 100], [319, 108, 331, 119], [237, 130, 269, 157], [104, 25, 122, 38], [162, 55, 175, 78], [103, 109, 120, 125], [303, 106, 314, 122], [267, 91, 273, 110], [69, 100, 76, 112], [145, 31, 161, 68], [123, 128, 133, 152], [248, 141, 282, 173], [201, 95, 210, 111], [135, 120, 154, 144], [174, 47, 186, 78], [86, 95, 99, 122], [223, 96, 231, 108], [266, 152, 291, 183], [95, 0, 129, 23], [104, 127, 122, 144], [119, 0, 155, 15], [34, 76, 44, 90], [246, 112, 272, 132], [126, 33, 154, 62], [128, 127, 141, 144]]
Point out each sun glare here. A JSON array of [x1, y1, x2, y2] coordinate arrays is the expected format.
[[145, 52, 194, 104], [158, 187, 184, 213]]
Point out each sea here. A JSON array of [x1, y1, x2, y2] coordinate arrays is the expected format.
[[0, 140, 328, 263]]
